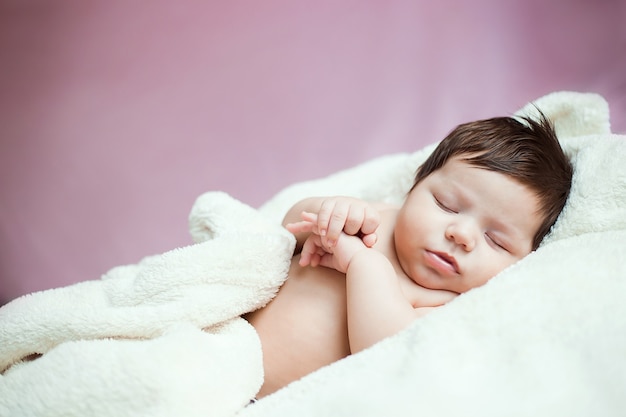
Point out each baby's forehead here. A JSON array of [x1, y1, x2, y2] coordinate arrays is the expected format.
[[446, 156, 541, 196]]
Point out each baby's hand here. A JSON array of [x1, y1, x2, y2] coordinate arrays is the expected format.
[[299, 230, 368, 273], [293, 197, 380, 247]]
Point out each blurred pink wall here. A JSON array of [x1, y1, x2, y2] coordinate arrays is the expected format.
[[1, 1, 625, 304]]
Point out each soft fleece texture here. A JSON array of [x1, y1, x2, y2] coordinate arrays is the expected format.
[[1, 91, 625, 417], [0, 195, 296, 417]]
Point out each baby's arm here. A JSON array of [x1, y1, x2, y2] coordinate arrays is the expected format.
[[345, 249, 429, 353], [296, 225, 438, 353], [283, 196, 381, 251]]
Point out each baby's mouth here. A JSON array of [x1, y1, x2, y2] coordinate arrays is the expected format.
[[428, 251, 460, 274]]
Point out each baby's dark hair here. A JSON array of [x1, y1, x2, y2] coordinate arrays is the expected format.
[[413, 113, 573, 250]]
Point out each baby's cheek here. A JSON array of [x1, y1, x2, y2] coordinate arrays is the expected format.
[[484, 256, 517, 283]]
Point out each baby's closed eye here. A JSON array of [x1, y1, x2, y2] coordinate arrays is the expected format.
[[434, 195, 457, 213], [485, 232, 509, 252]]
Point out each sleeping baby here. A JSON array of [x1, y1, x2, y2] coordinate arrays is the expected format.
[[244, 113, 572, 398]]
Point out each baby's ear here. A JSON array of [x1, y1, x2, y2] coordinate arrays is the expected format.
[[515, 91, 610, 139]]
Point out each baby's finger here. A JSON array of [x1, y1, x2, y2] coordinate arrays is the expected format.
[[316, 199, 337, 237], [300, 211, 318, 223], [310, 252, 322, 267], [360, 206, 381, 235], [299, 235, 319, 266], [285, 220, 314, 234], [361, 233, 378, 248], [300, 234, 328, 267], [299, 248, 311, 266], [325, 202, 350, 244], [343, 206, 365, 236]]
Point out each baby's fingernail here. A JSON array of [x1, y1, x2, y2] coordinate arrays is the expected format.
[[320, 229, 326, 236]]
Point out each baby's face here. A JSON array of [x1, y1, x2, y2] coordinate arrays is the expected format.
[[394, 156, 542, 294]]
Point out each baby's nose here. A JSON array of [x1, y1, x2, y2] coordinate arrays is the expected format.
[[445, 221, 477, 251]]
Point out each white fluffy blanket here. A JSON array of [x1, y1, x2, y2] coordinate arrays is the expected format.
[[0, 194, 296, 416], [1, 91, 625, 417]]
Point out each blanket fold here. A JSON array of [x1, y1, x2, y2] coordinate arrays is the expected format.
[[0, 192, 295, 417]]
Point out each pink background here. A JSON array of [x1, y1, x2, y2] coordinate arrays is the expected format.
[[1, 1, 625, 304]]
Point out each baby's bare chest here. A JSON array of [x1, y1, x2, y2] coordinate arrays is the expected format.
[[244, 256, 351, 395]]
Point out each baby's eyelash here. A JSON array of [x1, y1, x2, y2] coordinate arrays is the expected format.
[[485, 233, 507, 251], [434, 197, 447, 210], [434, 196, 456, 213]]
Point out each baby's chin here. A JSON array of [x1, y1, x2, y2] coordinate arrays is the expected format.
[[409, 272, 458, 294]]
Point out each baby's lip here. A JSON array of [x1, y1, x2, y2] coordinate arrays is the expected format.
[[429, 250, 460, 274]]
